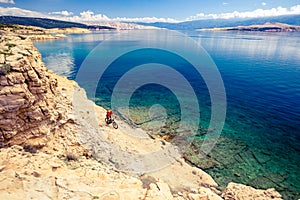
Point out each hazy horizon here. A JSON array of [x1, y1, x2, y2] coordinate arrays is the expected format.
[[0, 0, 300, 23]]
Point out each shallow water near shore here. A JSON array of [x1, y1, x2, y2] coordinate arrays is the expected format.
[[35, 30, 300, 199]]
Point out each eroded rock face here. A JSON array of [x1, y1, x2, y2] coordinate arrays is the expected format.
[[0, 35, 68, 148]]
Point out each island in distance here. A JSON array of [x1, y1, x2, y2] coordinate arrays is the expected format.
[[198, 22, 300, 32]]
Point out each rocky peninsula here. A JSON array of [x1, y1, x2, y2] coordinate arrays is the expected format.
[[0, 26, 283, 199], [199, 22, 300, 32]]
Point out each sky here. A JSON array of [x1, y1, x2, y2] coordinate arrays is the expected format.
[[0, 0, 300, 23]]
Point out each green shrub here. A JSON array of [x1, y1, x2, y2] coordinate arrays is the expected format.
[[0, 51, 13, 56], [66, 152, 78, 161], [0, 51, 14, 59], [0, 63, 11, 75], [0, 51, 14, 64], [5, 43, 16, 48], [18, 35, 27, 40], [0, 24, 16, 29]]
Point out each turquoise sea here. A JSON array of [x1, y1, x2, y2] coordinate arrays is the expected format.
[[35, 30, 300, 199]]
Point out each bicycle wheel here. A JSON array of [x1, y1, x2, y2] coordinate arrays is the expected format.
[[112, 121, 118, 129], [106, 118, 112, 124]]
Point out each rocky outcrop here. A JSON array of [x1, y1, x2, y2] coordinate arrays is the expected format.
[[0, 25, 85, 41], [0, 35, 71, 148], [200, 22, 300, 32], [222, 183, 282, 200], [47, 27, 90, 34]]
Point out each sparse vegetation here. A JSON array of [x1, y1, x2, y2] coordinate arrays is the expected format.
[[0, 50, 14, 65], [66, 152, 78, 161], [0, 63, 11, 75], [5, 43, 16, 48], [0, 23, 18, 30], [70, 166, 80, 170], [23, 145, 38, 154], [0, 51, 13, 57], [18, 35, 27, 40]]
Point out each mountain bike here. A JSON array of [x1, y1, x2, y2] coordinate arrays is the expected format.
[[105, 117, 118, 129]]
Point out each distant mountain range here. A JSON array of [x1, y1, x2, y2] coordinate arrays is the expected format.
[[1, 15, 300, 31], [137, 15, 300, 30], [0, 16, 114, 29], [0, 16, 157, 30]]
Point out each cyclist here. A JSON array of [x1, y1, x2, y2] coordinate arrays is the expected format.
[[106, 109, 113, 122]]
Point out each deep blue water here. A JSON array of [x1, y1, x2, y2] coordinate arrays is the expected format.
[[35, 30, 300, 199]]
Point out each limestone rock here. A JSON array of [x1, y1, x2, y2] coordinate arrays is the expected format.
[[222, 182, 282, 200], [188, 193, 208, 200], [197, 187, 223, 200], [0, 35, 69, 148], [145, 180, 174, 200]]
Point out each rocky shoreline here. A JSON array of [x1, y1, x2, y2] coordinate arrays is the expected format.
[[0, 24, 91, 41], [0, 26, 283, 199], [198, 22, 300, 32]]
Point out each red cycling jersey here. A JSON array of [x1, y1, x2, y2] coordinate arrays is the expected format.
[[106, 110, 113, 117]]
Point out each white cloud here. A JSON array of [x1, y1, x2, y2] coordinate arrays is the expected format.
[[1, 5, 300, 24], [76, 11, 110, 21], [223, 2, 228, 6], [49, 10, 73, 16], [262, 2, 267, 6], [186, 13, 205, 21], [0, 6, 180, 23], [0, 6, 48, 17], [186, 4, 300, 20], [291, 4, 300, 12], [63, 11, 180, 23], [0, 0, 14, 4]]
